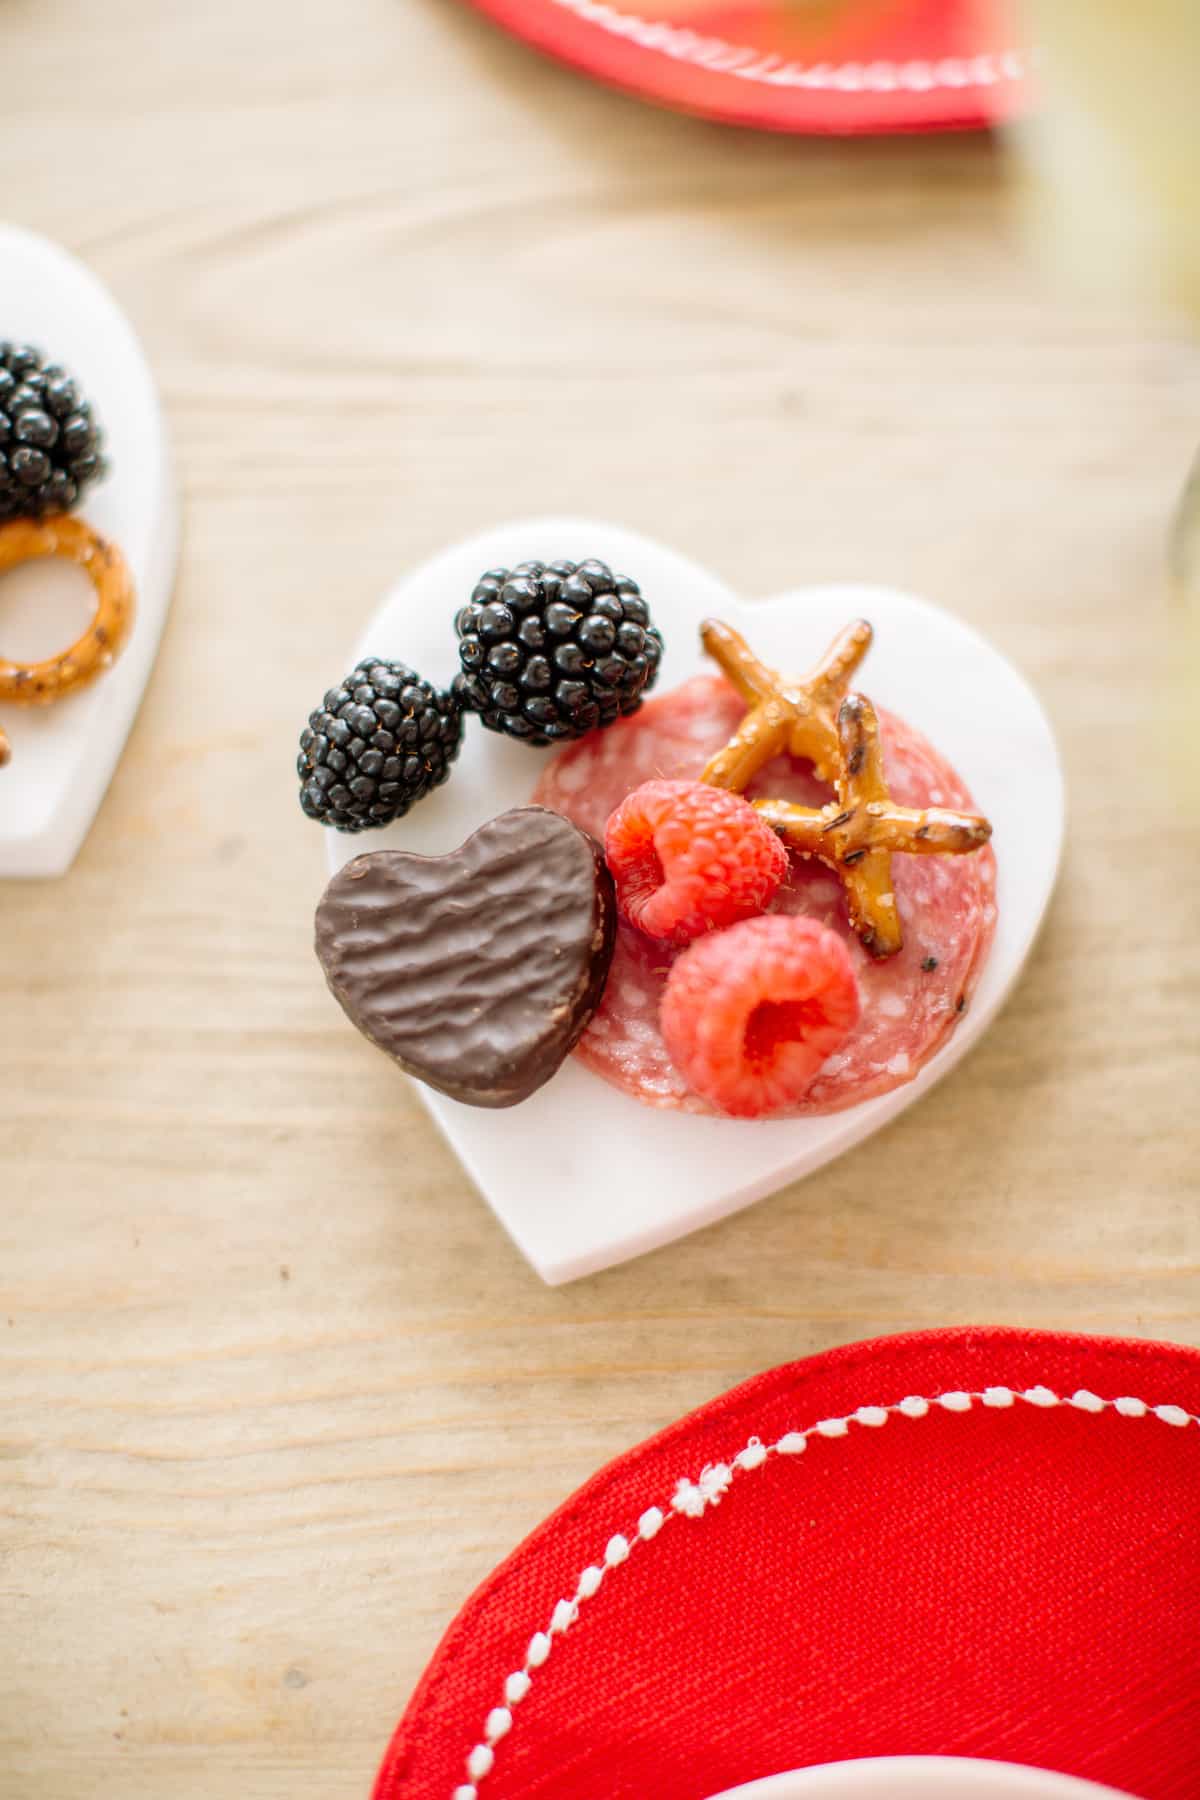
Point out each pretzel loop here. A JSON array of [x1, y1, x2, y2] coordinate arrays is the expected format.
[[0, 514, 135, 765]]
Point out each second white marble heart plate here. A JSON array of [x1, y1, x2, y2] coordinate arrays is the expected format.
[[709, 1758, 1131, 1799], [324, 518, 1063, 1283], [0, 222, 178, 877]]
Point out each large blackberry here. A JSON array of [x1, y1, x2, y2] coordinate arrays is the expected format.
[[0, 342, 105, 522], [453, 559, 664, 744], [298, 659, 463, 832]]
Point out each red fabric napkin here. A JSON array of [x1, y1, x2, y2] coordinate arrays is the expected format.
[[378, 1327, 1200, 1800], [458, 0, 1027, 135]]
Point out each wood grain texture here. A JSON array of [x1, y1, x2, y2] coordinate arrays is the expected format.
[[1, 2, 1198, 1795]]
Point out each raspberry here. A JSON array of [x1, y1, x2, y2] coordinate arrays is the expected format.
[[660, 915, 860, 1117], [604, 779, 788, 945]]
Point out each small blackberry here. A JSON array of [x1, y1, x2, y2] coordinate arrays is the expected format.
[[0, 342, 106, 522], [453, 558, 664, 744], [298, 660, 463, 832]]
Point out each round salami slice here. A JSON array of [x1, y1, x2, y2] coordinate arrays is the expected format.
[[533, 675, 997, 1116]]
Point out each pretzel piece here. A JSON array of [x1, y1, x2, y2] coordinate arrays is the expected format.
[[0, 515, 135, 764], [700, 616, 872, 790], [754, 693, 992, 958]]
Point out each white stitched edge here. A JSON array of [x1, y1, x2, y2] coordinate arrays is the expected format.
[[544, 0, 1024, 95], [451, 1385, 1198, 1795]]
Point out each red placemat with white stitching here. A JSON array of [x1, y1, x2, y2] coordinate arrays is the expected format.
[[456, 0, 1028, 134], [376, 1327, 1200, 1800]]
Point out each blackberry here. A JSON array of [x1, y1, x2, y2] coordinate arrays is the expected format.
[[0, 342, 106, 522], [298, 659, 463, 832], [453, 558, 664, 744]]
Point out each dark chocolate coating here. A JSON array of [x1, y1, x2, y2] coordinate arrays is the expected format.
[[314, 807, 617, 1108]]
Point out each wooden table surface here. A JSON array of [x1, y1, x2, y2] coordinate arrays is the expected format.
[[3, 3, 1198, 1796]]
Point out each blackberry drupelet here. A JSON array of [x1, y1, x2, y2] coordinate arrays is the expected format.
[[453, 558, 664, 744], [298, 660, 463, 832], [0, 343, 106, 522]]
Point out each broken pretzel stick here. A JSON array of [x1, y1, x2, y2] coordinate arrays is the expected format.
[[699, 616, 872, 790], [754, 693, 992, 959]]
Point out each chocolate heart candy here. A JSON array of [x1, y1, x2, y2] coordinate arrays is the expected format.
[[314, 806, 617, 1108]]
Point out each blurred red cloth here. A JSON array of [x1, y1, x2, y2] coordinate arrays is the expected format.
[[458, 0, 1026, 134], [378, 1327, 1200, 1800]]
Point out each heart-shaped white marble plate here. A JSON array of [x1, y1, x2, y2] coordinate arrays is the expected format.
[[709, 1757, 1131, 1799], [0, 222, 178, 878], [324, 517, 1063, 1284]]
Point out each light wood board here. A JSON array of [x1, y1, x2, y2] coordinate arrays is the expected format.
[[2, 2, 1198, 1796]]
